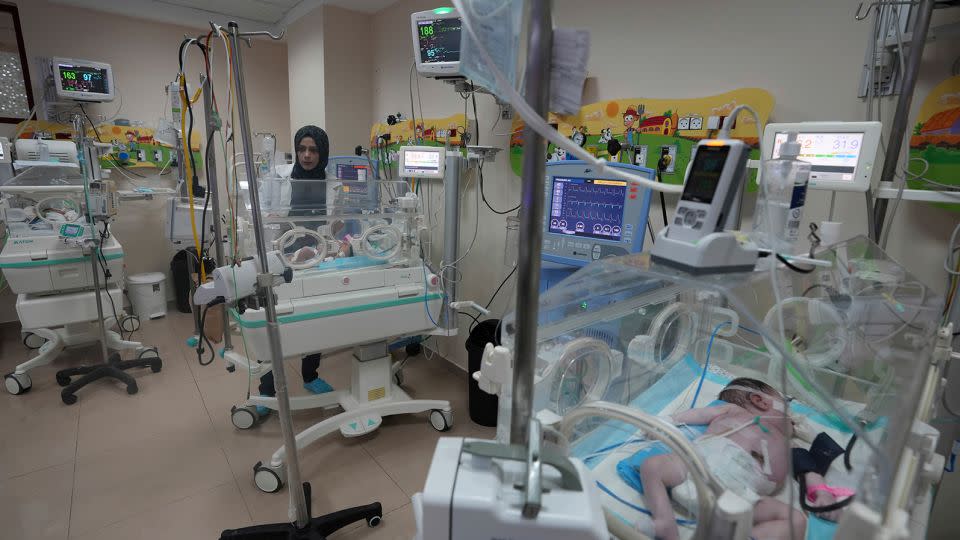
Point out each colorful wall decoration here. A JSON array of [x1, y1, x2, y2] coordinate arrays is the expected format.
[[13, 119, 202, 173], [508, 88, 775, 189], [368, 113, 470, 161], [908, 75, 960, 211]]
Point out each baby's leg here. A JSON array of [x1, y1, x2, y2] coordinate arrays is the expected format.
[[752, 498, 806, 540], [639, 454, 688, 540]]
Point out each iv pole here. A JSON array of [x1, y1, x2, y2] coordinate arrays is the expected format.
[[226, 21, 309, 529], [216, 22, 382, 538]]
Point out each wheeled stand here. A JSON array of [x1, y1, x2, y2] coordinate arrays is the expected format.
[[220, 482, 382, 539], [57, 348, 162, 405], [4, 314, 157, 397], [248, 342, 453, 493]]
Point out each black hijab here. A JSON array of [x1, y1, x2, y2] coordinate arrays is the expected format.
[[290, 125, 329, 214]]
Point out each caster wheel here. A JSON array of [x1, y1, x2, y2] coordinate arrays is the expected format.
[[429, 409, 452, 432], [226, 365, 236, 373], [231, 405, 259, 430], [4, 372, 32, 395], [394, 370, 404, 387], [405, 343, 422, 357], [367, 515, 382, 528], [150, 361, 163, 373], [254, 461, 283, 493], [56, 373, 71, 387], [61, 391, 77, 405], [22, 332, 45, 349], [126, 383, 139, 395]]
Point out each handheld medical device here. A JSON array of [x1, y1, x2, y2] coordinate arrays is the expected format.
[[398, 145, 447, 178], [411, 7, 463, 78], [650, 139, 758, 273], [51, 57, 115, 102], [541, 160, 653, 290], [762, 121, 881, 192]]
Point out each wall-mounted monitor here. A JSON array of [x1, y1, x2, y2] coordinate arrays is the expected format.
[[763, 121, 882, 193], [411, 8, 463, 79], [52, 57, 114, 102]]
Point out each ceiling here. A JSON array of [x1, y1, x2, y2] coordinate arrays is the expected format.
[[49, 0, 400, 32]]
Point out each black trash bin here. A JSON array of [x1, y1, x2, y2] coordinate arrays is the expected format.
[[465, 319, 501, 427], [170, 248, 213, 314]]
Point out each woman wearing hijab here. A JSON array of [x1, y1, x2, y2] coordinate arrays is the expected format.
[[257, 125, 334, 406]]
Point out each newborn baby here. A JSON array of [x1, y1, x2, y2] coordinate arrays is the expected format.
[[638, 377, 791, 540]]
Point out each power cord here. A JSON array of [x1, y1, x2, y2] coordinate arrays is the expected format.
[[196, 297, 225, 366]]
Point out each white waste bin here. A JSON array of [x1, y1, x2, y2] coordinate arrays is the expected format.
[[127, 272, 167, 319]]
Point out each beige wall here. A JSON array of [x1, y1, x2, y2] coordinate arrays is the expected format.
[[0, 0, 290, 322], [287, 6, 326, 139], [287, 5, 374, 155], [323, 6, 374, 155]]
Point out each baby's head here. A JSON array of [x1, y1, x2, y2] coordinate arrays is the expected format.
[[719, 377, 787, 415]]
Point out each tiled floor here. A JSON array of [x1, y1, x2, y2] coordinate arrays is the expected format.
[[0, 310, 494, 540]]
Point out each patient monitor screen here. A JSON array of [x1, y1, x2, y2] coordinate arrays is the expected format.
[[417, 17, 461, 63], [58, 63, 109, 95], [772, 132, 864, 183], [549, 177, 627, 241], [401, 149, 442, 176], [682, 145, 729, 205], [336, 163, 369, 181]]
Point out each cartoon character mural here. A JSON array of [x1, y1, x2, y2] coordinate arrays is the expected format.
[[547, 147, 567, 162], [622, 104, 645, 147]]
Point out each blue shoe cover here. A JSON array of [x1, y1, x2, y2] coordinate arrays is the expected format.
[[304, 378, 334, 394]]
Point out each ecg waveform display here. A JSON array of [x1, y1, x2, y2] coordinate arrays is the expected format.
[[549, 177, 627, 241]]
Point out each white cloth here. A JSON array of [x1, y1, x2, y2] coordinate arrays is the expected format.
[[672, 436, 776, 517]]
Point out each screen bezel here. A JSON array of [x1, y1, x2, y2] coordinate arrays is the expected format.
[[762, 121, 881, 193], [681, 145, 730, 205], [398, 145, 446, 179], [410, 9, 462, 77], [52, 57, 114, 102], [548, 176, 629, 241]]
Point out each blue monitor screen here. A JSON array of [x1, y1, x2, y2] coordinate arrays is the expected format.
[[336, 163, 369, 180], [548, 177, 627, 241], [336, 164, 370, 194]]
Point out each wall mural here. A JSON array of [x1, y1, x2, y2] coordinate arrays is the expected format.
[[508, 88, 775, 189], [909, 74, 960, 212]]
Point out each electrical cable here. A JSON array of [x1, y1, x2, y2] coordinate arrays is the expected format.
[[690, 321, 729, 409], [95, 222, 132, 341], [776, 253, 816, 274], [479, 160, 520, 214], [844, 433, 857, 471], [485, 265, 517, 310]]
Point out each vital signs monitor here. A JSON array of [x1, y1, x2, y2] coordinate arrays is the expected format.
[[52, 58, 114, 102], [763, 121, 881, 192], [411, 8, 463, 78], [542, 161, 653, 268], [399, 146, 446, 178]]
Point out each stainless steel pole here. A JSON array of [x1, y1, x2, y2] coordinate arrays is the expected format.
[[200, 75, 232, 352], [73, 114, 111, 362], [228, 21, 309, 529], [509, 0, 552, 447], [440, 153, 462, 331], [871, 0, 934, 242]]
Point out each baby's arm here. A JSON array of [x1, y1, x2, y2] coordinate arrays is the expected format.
[[671, 403, 737, 426]]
